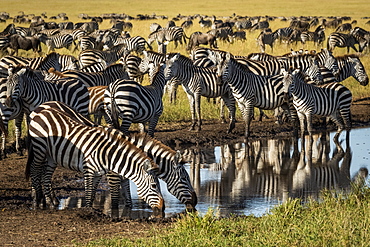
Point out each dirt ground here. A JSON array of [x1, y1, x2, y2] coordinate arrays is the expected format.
[[1, 98, 370, 247]]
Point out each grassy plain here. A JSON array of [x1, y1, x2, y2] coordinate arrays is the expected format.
[[1, 0, 370, 136], [1, 1, 370, 246]]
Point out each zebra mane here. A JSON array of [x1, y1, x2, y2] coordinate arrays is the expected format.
[[149, 63, 164, 84], [128, 132, 184, 163], [167, 52, 194, 65], [145, 50, 166, 58]]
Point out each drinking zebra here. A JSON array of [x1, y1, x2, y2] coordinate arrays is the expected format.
[[164, 53, 237, 133], [104, 63, 167, 137], [282, 69, 352, 140], [32, 101, 197, 212], [27, 102, 164, 217]]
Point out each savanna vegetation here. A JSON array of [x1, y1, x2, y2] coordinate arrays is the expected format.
[[1, 1, 370, 246]]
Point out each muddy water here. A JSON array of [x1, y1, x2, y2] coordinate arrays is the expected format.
[[59, 128, 370, 218]]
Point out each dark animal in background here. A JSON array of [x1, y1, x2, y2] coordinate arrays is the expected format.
[[186, 32, 218, 51]]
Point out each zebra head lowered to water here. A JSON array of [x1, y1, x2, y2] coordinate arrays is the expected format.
[[27, 101, 165, 218]]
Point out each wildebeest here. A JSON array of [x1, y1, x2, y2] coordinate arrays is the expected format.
[[186, 31, 218, 51], [8, 33, 44, 56]]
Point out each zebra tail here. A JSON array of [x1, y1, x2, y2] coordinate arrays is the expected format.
[[183, 32, 189, 44], [25, 135, 34, 180], [110, 94, 120, 130]]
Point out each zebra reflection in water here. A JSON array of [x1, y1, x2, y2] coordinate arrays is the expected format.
[[183, 132, 368, 210]]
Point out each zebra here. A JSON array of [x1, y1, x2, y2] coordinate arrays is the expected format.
[[335, 54, 369, 86], [282, 69, 352, 140], [30, 100, 197, 212], [77, 35, 102, 51], [139, 50, 179, 102], [164, 53, 236, 133], [27, 52, 79, 72], [50, 63, 129, 87], [327, 32, 368, 53], [256, 30, 279, 53], [283, 49, 339, 77], [300, 26, 326, 47], [79, 61, 106, 73], [115, 36, 153, 55], [87, 85, 108, 124], [0, 78, 25, 159], [148, 27, 187, 49], [78, 44, 128, 69], [104, 63, 167, 137], [0, 55, 31, 78], [274, 27, 294, 44], [38, 33, 76, 53], [313, 54, 368, 86], [0, 35, 10, 54], [5, 66, 90, 116], [118, 53, 144, 83], [214, 52, 293, 139], [27, 102, 164, 217]]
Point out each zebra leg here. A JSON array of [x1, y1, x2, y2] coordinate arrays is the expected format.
[[30, 162, 46, 209], [138, 123, 146, 133], [14, 113, 24, 156], [258, 109, 269, 121], [330, 111, 346, 140], [221, 95, 236, 133], [83, 170, 102, 208], [194, 93, 202, 131], [120, 178, 132, 208], [219, 98, 226, 124], [42, 163, 59, 209], [239, 101, 253, 139], [187, 94, 197, 131], [298, 111, 307, 140], [1, 132, 6, 159], [148, 115, 160, 137]]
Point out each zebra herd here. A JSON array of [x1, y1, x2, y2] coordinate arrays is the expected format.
[[0, 13, 369, 218]]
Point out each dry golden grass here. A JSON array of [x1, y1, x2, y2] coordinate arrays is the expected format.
[[0, 0, 369, 127]]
